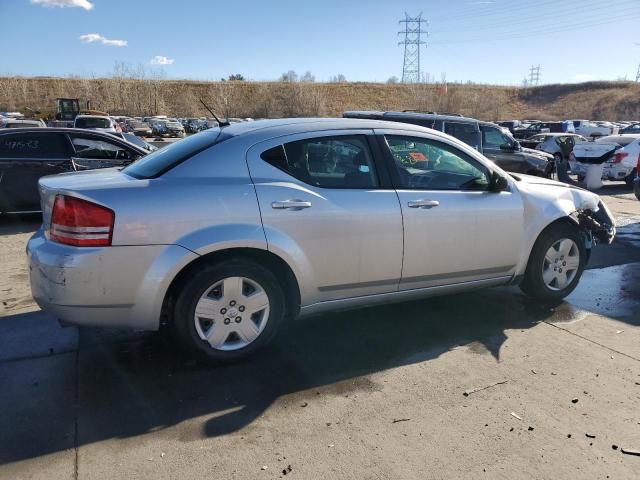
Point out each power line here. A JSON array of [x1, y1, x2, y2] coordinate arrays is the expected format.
[[430, 3, 639, 33], [431, 0, 636, 26], [398, 13, 428, 83], [430, 12, 640, 45]]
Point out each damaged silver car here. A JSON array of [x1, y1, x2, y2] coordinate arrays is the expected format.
[[27, 118, 615, 363]]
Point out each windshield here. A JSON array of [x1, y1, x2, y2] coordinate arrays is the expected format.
[[123, 128, 230, 178], [76, 117, 111, 129]]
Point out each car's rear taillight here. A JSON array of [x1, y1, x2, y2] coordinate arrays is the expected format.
[[50, 195, 114, 247], [637, 154, 640, 175], [613, 152, 628, 163]]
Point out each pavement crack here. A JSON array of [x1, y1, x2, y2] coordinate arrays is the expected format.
[[542, 320, 640, 363]]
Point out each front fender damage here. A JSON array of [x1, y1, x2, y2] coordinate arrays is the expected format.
[[571, 201, 616, 246]]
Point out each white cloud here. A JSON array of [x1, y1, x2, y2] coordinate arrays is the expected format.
[[79, 33, 127, 47], [574, 73, 595, 82], [150, 56, 174, 65], [31, 0, 94, 10]]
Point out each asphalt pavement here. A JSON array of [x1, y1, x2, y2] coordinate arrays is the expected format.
[[1, 185, 639, 480]]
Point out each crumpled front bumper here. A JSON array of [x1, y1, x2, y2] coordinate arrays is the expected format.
[[577, 200, 616, 245]]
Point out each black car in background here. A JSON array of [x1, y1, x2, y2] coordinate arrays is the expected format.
[[478, 122, 553, 176], [0, 128, 147, 214], [496, 120, 521, 133], [343, 111, 552, 176], [512, 122, 550, 139]]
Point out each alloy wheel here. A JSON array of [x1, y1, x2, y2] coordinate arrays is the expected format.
[[193, 276, 270, 351], [542, 238, 580, 291]]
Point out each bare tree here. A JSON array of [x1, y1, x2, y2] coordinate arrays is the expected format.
[[280, 70, 298, 82], [301, 71, 315, 83]]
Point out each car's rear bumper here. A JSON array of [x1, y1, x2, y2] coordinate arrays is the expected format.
[[572, 162, 633, 180], [27, 229, 198, 330]]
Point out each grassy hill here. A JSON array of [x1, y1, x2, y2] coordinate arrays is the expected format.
[[0, 76, 638, 121]]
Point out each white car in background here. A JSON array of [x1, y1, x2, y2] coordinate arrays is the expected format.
[[73, 115, 119, 134], [571, 134, 639, 185], [0, 119, 46, 128], [571, 119, 619, 139]]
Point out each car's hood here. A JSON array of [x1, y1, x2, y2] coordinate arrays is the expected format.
[[522, 147, 553, 160], [512, 173, 601, 212]]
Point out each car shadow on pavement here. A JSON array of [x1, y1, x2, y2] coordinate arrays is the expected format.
[[3, 264, 640, 466], [0, 214, 41, 235], [73, 288, 559, 443]]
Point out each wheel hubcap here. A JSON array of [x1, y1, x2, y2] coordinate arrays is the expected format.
[[542, 238, 580, 291], [193, 276, 270, 351]]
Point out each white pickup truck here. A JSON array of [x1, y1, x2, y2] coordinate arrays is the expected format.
[[571, 120, 619, 139]]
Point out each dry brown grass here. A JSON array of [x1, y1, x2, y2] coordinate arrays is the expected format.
[[0, 76, 639, 121]]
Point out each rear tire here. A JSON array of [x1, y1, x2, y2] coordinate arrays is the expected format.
[[173, 258, 286, 364], [624, 170, 636, 188], [520, 223, 586, 301]]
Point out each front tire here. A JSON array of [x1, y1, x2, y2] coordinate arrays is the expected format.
[[520, 223, 586, 301], [173, 258, 286, 363]]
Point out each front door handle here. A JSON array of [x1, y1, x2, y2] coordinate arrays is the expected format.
[[407, 199, 440, 209], [271, 199, 312, 210]]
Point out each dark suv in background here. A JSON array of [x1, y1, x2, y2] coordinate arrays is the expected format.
[[343, 111, 552, 176]]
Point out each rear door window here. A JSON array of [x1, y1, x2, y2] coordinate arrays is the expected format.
[[260, 135, 379, 189], [0, 132, 71, 158]]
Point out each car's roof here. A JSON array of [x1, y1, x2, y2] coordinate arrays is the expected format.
[[217, 117, 445, 140], [343, 110, 477, 123], [75, 114, 110, 119]]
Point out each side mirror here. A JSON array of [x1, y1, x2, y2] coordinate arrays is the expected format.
[[489, 171, 509, 192]]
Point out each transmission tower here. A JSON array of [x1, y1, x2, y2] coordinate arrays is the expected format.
[[636, 63, 640, 82], [398, 13, 428, 83], [528, 65, 541, 86]]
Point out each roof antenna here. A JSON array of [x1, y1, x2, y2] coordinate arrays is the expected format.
[[199, 99, 230, 127]]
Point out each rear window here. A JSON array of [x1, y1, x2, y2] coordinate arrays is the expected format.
[[123, 128, 229, 178], [75, 117, 111, 129], [0, 132, 70, 158]]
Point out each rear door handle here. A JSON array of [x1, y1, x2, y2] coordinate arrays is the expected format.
[[271, 199, 312, 210], [407, 199, 440, 209]]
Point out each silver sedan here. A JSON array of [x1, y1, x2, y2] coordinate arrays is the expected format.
[[27, 118, 615, 363]]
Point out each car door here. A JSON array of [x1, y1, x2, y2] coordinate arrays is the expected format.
[[375, 129, 524, 290], [481, 125, 524, 172], [0, 131, 74, 212], [246, 130, 403, 304], [67, 132, 142, 170]]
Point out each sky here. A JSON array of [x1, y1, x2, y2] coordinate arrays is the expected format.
[[1, 0, 639, 85]]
